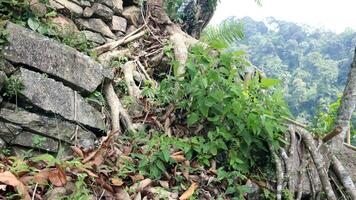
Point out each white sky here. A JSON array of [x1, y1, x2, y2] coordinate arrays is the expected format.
[[210, 0, 356, 33]]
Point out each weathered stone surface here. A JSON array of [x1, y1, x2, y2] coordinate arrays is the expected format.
[[53, 0, 83, 16], [14, 68, 105, 130], [30, 0, 48, 17], [110, 16, 127, 32], [83, 7, 94, 17], [98, 0, 113, 8], [80, 0, 91, 7], [2, 22, 113, 92], [76, 18, 116, 39], [47, 15, 79, 37], [49, 0, 65, 9], [92, 3, 114, 21], [122, 6, 140, 26], [0, 104, 96, 150], [0, 138, 5, 149], [112, 0, 123, 14], [0, 122, 20, 143], [81, 31, 106, 44], [0, 71, 6, 91], [0, 59, 17, 75], [12, 131, 58, 152]]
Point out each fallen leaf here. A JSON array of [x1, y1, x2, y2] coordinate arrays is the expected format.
[[159, 180, 169, 189], [170, 155, 185, 162], [179, 182, 198, 200], [48, 166, 67, 187], [71, 146, 84, 157], [81, 168, 98, 178], [0, 171, 31, 200], [131, 178, 152, 191], [134, 192, 141, 200], [130, 174, 144, 183], [34, 169, 50, 185], [115, 188, 131, 200], [111, 178, 124, 186]]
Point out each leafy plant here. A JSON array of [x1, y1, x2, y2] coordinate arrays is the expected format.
[[32, 135, 47, 148], [202, 17, 244, 49], [3, 76, 24, 98]]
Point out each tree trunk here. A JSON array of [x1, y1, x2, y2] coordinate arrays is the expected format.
[[331, 48, 356, 151]]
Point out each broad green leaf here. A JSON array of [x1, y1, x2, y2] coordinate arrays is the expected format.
[[27, 18, 40, 31], [261, 78, 281, 88]]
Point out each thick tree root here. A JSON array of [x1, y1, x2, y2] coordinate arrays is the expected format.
[[103, 82, 134, 132], [296, 126, 337, 200], [331, 156, 356, 199], [269, 144, 283, 200], [123, 61, 141, 99]]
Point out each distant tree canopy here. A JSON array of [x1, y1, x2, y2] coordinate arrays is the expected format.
[[234, 17, 356, 124]]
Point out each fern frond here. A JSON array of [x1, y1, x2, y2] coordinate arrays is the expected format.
[[202, 17, 244, 49]]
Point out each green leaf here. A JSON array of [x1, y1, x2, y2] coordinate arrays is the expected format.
[[27, 18, 40, 31], [156, 159, 166, 172], [187, 113, 199, 125], [261, 78, 281, 88]]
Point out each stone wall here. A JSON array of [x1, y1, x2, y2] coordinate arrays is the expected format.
[[0, 0, 140, 156]]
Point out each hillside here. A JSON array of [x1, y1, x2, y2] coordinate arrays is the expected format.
[[236, 17, 356, 124]]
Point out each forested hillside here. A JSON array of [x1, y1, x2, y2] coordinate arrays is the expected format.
[[235, 17, 356, 123]]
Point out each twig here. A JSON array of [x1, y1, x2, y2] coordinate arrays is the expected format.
[[322, 126, 342, 142], [344, 143, 356, 151], [32, 183, 38, 200], [135, 59, 153, 83], [93, 27, 147, 55], [70, 91, 79, 145], [282, 116, 308, 128]]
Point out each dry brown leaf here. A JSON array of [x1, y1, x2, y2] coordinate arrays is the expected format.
[[179, 182, 198, 200], [81, 168, 98, 178], [48, 166, 67, 187], [170, 155, 185, 162], [159, 180, 169, 189], [115, 188, 131, 200], [130, 174, 144, 183], [34, 170, 49, 185], [111, 178, 124, 186], [0, 171, 31, 200], [171, 151, 184, 156], [71, 146, 84, 157], [131, 178, 152, 191]]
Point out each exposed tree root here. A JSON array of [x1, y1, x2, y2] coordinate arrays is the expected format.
[[103, 82, 134, 132], [104, 82, 121, 132], [295, 126, 337, 200], [98, 49, 131, 66], [123, 61, 141, 99], [331, 156, 356, 199], [269, 144, 283, 200]]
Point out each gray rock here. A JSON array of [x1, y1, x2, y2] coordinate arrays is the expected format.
[[0, 122, 20, 143], [83, 7, 94, 17], [0, 59, 17, 75], [0, 104, 96, 150], [53, 0, 83, 16], [122, 6, 140, 26], [97, 0, 113, 8], [14, 68, 105, 130], [0, 138, 6, 149], [0, 71, 6, 91], [12, 131, 59, 152], [110, 16, 127, 33], [2, 22, 113, 92], [92, 3, 114, 21], [49, 0, 65, 9], [112, 0, 123, 14], [47, 15, 79, 37], [81, 30, 106, 44], [80, 0, 91, 7], [30, 0, 48, 17], [76, 18, 116, 39]]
